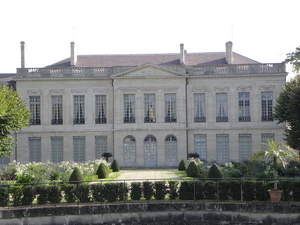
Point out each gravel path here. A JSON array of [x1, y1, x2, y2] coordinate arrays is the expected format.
[[115, 169, 180, 181]]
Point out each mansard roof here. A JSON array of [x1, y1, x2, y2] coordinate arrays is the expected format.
[[46, 52, 259, 68]]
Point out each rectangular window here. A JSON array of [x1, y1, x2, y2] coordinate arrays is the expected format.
[[261, 133, 274, 151], [51, 96, 63, 125], [164, 93, 177, 123], [194, 134, 207, 160], [29, 137, 41, 162], [29, 96, 41, 125], [144, 94, 156, 123], [95, 136, 107, 159], [95, 95, 107, 124], [73, 95, 85, 124], [51, 137, 63, 163], [194, 93, 206, 122], [216, 134, 229, 163], [239, 134, 252, 162], [261, 92, 274, 121], [216, 93, 228, 122], [123, 94, 135, 123], [238, 92, 251, 122], [73, 136, 85, 162]]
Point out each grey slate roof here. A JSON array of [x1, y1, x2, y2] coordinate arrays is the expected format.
[[46, 52, 259, 68]]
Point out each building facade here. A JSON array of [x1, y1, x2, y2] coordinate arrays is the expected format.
[[13, 41, 287, 167]]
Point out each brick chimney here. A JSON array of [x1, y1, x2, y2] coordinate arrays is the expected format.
[[180, 43, 185, 64], [20, 41, 25, 68], [70, 42, 76, 66], [225, 41, 233, 64]]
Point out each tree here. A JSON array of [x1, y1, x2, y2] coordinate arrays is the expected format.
[[0, 86, 30, 157], [274, 75, 300, 150], [252, 140, 298, 190], [285, 46, 300, 74], [101, 152, 113, 162]]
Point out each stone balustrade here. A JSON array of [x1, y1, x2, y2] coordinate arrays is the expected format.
[[16, 63, 286, 78]]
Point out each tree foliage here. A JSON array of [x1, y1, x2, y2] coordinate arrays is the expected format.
[[285, 46, 300, 74], [0, 86, 30, 157], [274, 75, 300, 150]]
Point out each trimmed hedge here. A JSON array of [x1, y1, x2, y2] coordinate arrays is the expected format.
[[169, 181, 179, 200], [36, 185, 49, 204], [179, 181, 194, 200], [91, 183, 105, 202], [11, 185, 23, 206], [62, 185, 77, 203], [48, 185, 62, 204], [143, 181, 154, 200], [131, 182, 142, 200], [154, 181, 167, 200], [0, 186, 9, 207], [22, 185, 35, 206]]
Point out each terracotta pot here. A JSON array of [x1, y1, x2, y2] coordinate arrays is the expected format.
[[268, 189, 283, 203]]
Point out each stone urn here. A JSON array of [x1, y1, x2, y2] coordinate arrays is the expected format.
[[268, 189, 283, 203]]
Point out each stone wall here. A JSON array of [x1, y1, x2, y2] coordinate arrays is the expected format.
[[1, 202, 300, 225]]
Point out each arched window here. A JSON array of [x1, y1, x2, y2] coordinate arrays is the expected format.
[[144, 135, 157, 167], [165, 135, 177, 162], [124, 136, 136, 163]]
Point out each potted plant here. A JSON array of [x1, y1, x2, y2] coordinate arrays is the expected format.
[[252, 140, 298, 203]]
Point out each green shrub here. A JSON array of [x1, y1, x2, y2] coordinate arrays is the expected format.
[[143, 181, 154, 200], [91, 183, 105, 202], [203, 181, 217, 200], [36, 185, 49, 204], [178, 159, 187, 171], [154, 181, 167, 200], [291, 180, 300, 201], [278, 180, 292, 201], [48, 185, 62, 204], [111, 160, 120, 172], [0, 186, 9, 206], [130, 182, 142, 200], [96, 163, 108, 179], [169, 181, 179, 200], [179, 181, 194, 200], [76, 184, 91, 203], [62, 185, 77, 203], [218, 181, 229, 200], [194, 181, 204, 200], [255, 181, 269, 201], [117, 182, 129, 201], [69, 167, 84, 184], [104, 183, 119, 202], [49, 169, 60, 181], [10, 185, 23, 206], [242, 180, 256, 201], [186, 161, 199, 177], [207, 164, 222, 179], [229, 180, 241, 201], [22, 185, 35, 206]]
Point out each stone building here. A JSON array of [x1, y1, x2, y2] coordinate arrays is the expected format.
[[12, 41, 286, 167]]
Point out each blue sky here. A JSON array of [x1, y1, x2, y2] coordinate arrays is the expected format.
[[1, 0, 299, 79]]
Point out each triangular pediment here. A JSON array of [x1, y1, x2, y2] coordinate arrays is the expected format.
[[112, 64, 185, 78]]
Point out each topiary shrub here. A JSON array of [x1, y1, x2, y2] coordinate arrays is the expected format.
[[76, 184, 91, 203], [194, 181, 204, 200], [96, 163, 108, 179], [36, 185, 49, 204], [203, 181, 217, 200], [154, 181, 167, 200], [69, 167, 84, 184], [62, 185, 77, 203], [186, 161, 199, 177], [178, 159, 187, 171], [188, 152, 200, 159], [91, 183, 105, 202], [117, 182, 129, 201], [104, 183, 119, 202], [179, 181, 194, 200], [22, 185, 35, 206], [111, 160, 120, 172], [143, 181, 154, 200], [168, 181, 179, 200], [0, 186, 9, 207], [207, 164, 222, 179], [10, 185, 23, 206], [48, 185, 62, 204], [130, 182, 142, 200]]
